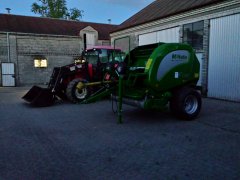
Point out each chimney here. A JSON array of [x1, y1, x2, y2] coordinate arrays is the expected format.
[[66, 13, 70, 20], [6, 8, 11, 14]]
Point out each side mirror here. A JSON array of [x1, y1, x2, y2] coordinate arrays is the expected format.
[[116, 62, 127, 76]]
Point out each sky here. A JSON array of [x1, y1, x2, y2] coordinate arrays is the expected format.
[[0, 0, 155, 24]]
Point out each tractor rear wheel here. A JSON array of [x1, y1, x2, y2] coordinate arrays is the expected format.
[[66, 78, 89, 103], [170, 87, 201, 120]]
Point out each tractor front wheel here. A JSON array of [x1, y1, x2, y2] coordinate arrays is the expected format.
[[170, 88, 202, 120], [66, 78, 90, 103]]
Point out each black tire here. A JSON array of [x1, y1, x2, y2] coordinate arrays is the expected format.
[[170, 87, 202, 120], [66, 78, 89, 103]]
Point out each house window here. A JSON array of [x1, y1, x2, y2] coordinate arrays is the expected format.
[[34, 58, 47, 68], [183, 21, 204, 50]]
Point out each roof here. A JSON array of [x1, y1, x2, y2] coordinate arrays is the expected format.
[[114, 0, 227, 32], [0, 14, 118, 40]]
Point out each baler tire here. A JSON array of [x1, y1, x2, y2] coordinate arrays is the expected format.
[[66, 78, 89, 103], [170, 88, 201, 120]]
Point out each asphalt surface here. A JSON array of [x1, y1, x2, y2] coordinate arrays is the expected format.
[[0, 87, 239, 180]]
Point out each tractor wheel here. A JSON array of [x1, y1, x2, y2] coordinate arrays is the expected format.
[[66, 78, 89, 103], [170, 88, 202, 120]]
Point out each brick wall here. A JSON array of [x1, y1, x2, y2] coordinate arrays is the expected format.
[[17, 55, 76, 85], [202, 19, 210, 95]]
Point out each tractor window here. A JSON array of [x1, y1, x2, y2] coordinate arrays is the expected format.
[[99, 49, 108, 63], [84, 50, 99, 65], [113, 51, 125, 62]]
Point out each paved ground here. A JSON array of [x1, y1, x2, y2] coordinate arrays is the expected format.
[[0, 87, 239, 180]]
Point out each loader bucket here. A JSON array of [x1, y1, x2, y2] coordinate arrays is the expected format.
[[22, 86, 55, 107]]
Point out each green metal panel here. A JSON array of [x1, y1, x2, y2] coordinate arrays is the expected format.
[[122, 42, 200, 103], [146, 43, 200, 91]]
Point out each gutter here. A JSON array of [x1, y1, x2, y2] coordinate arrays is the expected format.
[[7, 32, 10, 62], [0, 31, 110, 41], [0, 31, 80, 38]]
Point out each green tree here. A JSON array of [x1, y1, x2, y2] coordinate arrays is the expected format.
[[31, 0, 83, 21]]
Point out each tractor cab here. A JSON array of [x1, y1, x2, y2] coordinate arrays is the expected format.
[[82, 46, 124, 81], [83, 46, 124, 64]]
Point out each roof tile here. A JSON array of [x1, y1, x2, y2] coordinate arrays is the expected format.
[[115, 0, 227, 32], [0, 14, 118, 40]]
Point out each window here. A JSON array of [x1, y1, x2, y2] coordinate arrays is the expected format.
[[83, 34, 87, 49], [83, 50, 99, 65], [183, 21, 204, 50], [112, 50, 126, 62], [99, 49, 108, 63], [34, 58, 47, 68], [84, 33, 95, 49]]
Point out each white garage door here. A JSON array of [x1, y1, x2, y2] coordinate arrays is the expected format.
[[157, 27, 180, 43], [208, 14, 240, 101], [139, 27, 179, 46], [139, 32, 157, 46]]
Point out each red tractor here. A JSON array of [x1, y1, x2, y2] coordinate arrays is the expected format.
[[22, 46, 124, 106]]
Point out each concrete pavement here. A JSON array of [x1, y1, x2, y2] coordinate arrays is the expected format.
[[0, 87, 239, 179]]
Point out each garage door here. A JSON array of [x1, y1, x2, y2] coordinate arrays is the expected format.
[[208, 14, 240, 101], [139, 27, 179, 46], [157, 27, 180, 43], [139, 32, 157, 46]]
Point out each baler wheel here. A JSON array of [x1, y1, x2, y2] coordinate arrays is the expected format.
[[66, 78, 89, 103], [170, 88, 201, 120]]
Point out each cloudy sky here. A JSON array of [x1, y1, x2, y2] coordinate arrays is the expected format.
[[0, 0, 154, 24]]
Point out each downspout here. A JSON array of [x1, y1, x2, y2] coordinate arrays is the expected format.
[[7, 32, 10, 62]]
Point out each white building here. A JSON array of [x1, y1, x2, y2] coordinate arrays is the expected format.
[[111, 0, 240, 101]]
